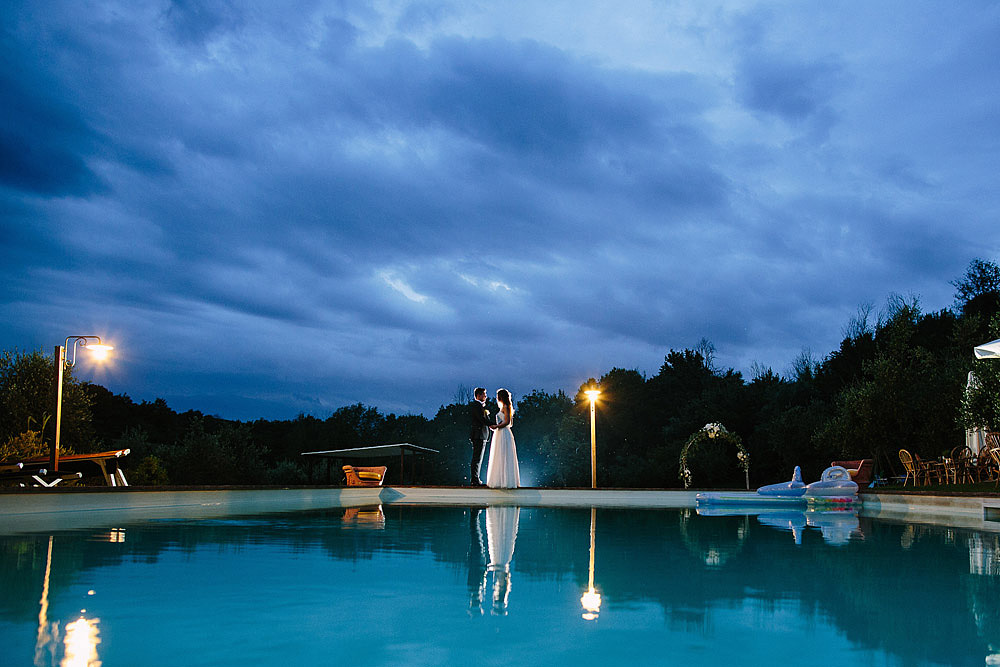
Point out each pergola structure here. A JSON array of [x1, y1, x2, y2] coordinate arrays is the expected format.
[[301, 443, 439, 485]]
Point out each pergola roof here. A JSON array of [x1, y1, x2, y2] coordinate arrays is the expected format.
[[300, 443, 439, 459]]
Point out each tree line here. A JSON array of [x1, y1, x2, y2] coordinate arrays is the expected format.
[[3, 259, 999, 488]]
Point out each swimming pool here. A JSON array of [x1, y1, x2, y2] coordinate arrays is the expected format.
[[2, 499, 999, 666]]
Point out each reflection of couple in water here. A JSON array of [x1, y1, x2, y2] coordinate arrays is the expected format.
[[468, 506, 520, 615]]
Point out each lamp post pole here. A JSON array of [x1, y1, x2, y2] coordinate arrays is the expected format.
[[585, 389, 600, 489], [590, 399, 596, 488], [51, 346, 65, 471], [51, 336, 113, 472]]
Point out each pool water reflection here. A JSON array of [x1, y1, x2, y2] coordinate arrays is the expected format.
[[2, 504, 999, 666]]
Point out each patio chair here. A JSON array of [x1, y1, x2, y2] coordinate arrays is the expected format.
[[991, 448, 1000, 489], [973, 448, 997, 482], [950, 446, 976, 484], [342, 465, 387, 487], [898, 450, 917, 486], [899, 449, 943, 486]]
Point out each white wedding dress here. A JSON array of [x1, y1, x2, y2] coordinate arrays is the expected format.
[[486, 409, 520, 488]]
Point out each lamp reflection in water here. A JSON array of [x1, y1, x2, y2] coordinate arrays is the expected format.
[[34, 536, 103, 667], [61, 617, 102, 667], [580, 507, 602, 621]]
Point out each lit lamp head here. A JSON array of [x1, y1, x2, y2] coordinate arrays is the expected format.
[[584, 388, 601, 402], [64, 336, 114, 368], [84, 343, 114, 361]]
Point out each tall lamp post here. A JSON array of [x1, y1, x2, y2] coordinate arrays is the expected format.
[[584, 388, 601, 489], [52, 336, 113, 471]]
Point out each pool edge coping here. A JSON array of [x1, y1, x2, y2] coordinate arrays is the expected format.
[[2, 486, 1000, 534]]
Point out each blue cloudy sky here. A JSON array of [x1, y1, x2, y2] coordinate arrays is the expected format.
[[2, 0, 998, 420]]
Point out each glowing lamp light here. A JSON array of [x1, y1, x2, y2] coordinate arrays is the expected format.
[[84, 343, 114, 361], [584, 389, 601, 400], [581, 588, 602, 621], [62, 616, 101, 667]]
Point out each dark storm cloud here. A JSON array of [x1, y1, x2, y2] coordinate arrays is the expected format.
[[2, 1, 998, 418], [0, 45, 104, 194], [737, 55, 844, 124], [163, 0, 247, 47]]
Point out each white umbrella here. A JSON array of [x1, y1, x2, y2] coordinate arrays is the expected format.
[[967, 372, 988, 454], [969, 340, 1000, 455], [975, 339, 1000, 359]]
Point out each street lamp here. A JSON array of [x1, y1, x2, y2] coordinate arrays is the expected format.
[[584, 388, 600, 489], [52, 336, 113, 471]]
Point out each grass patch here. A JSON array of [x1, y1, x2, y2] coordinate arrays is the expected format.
[[872, 481, 1000, 494]]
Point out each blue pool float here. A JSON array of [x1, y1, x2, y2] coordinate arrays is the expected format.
[[756, 466, 806, 496], [698, 465, 858, 507]]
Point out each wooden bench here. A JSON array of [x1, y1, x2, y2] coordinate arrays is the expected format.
[[22, 449, 130, 486], [0, 463, 83, 488]]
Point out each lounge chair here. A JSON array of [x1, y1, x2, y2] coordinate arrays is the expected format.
[[343, 465, 387, 487]]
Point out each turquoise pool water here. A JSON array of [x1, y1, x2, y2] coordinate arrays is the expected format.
[[2, 504, 999, 666]]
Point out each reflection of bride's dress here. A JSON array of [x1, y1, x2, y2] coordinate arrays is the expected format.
[[485, 506, 520, 614], [486, 413, 520, 488]]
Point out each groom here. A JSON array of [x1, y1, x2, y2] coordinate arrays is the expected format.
[[468, 387, 492, 487]]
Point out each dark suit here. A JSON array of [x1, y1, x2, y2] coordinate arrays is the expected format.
[[469, 399, 492, 484]]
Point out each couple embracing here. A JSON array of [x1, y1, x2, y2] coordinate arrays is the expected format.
[[468, 387, 520, 489]]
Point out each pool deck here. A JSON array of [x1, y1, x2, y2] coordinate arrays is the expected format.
[[1, 486, 999, 534]]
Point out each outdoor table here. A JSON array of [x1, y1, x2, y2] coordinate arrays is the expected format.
[[301, 443, 439, 485], [22, 449, 130, 486], [914, 455, 945, 486]]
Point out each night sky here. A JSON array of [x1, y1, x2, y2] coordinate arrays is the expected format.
[[3, 1, 998, 420]]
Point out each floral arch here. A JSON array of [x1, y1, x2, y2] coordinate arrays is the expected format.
[[678, 423, 750, 489]]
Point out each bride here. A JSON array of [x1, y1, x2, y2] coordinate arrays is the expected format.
[[485, 388, 520, 489]]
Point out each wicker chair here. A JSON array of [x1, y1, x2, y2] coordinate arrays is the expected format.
[[898, 450, 917, 486], [973, 448, 997, 483], [990, 448, 1000, 489], [950, 446, 976, 484], [898, 449, 944, 486]]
